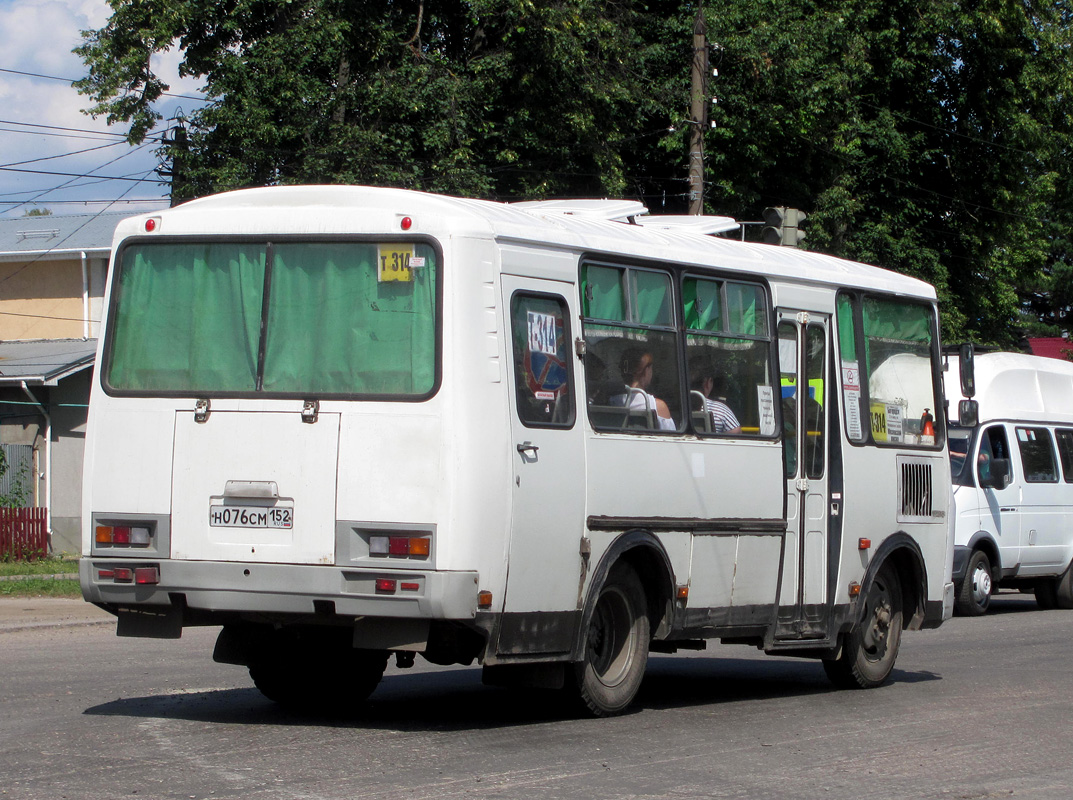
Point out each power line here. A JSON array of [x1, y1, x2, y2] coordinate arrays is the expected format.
[[0, 66, 207, 103], [0, 198, 168, 206], [0, 118, 140, 139], [0, 166, 164, 184], [0, 140, 129, 169]]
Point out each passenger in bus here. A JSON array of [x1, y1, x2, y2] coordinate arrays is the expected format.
[[613, 348, 676, 431], [689, 365, 742, 434]]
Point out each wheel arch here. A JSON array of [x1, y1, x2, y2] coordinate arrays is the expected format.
[[862, 533, 927, 632], [964, 530, 1001, 574], [574, 529, 675, 659]]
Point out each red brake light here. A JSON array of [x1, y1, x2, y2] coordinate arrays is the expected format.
[[375, 578, 397, 594]]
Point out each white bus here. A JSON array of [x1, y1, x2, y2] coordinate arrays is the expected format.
[[80, 186, 953, 716]]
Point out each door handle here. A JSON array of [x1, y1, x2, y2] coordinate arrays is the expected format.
[[516, 442, 539, 455]]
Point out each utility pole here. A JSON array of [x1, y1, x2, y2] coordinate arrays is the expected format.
[[688, 1, 707, 215]]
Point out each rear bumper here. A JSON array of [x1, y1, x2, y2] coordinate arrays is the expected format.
[[80, 558, 479, 620]]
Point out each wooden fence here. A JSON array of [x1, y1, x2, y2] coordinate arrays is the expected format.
[[0, 508, 48, 560]]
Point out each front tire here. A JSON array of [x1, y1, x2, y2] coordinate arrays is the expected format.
[[824, 562, 903, 689], [955, 550, 992, 616], [571, 562, 650, 717]]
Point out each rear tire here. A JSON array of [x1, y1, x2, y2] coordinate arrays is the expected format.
[[1035, 579, 1059, 610], [250, 636, 388, 714], [571, 562, 650, 717], [1055, 562, 1073, 609], [955, 550, 992, 616], [824, 562, 903, 689]]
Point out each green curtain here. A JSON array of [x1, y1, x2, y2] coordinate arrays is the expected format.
[[862, 297, 933, 343], [107, 243, 264, 391], [683, 278, 722, 332], [582, 265, 625, 321], [726, 282, 764, 336], [262, 243, 437, 394], [837, 294, 857, 359], [631, 270, 672, 326]]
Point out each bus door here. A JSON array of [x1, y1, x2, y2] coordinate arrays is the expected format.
[[496, 275, 586, 656], [776, 312, 830, 638]]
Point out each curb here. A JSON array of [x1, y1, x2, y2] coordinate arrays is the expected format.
[[0, 573, 78, 582]]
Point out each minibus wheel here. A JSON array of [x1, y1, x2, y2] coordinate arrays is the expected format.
[[823, 562, 903, 689], [572, 562, 650, 716], [1055, 562, 1073, 609], [250, 644, 389, 714], [955, 550, 993, 616]]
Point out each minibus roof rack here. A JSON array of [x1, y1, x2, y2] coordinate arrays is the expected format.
[[634, 214, 740, 235], [511, 198, 649, 222]]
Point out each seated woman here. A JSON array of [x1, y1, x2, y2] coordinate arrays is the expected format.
[[613, 348, 676, 431]]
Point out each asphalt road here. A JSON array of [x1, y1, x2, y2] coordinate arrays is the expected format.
[[1, 591, 1070, 799]]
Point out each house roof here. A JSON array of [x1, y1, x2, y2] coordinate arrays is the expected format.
[[0, 211, 129, 262], [0, 339, 97, 385], [1027, 337, 1073, 362]]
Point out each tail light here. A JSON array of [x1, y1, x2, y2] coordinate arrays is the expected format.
[[368, 534, 431, 559], [96, 525, 151, 547]]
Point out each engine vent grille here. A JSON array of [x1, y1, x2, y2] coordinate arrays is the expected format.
[[898, 458, 934, 522]]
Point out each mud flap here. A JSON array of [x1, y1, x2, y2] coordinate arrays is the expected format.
[[116, 605, 183, 639]]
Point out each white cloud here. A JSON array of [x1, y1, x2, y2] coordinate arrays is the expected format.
[[0, 0, 206, 217]]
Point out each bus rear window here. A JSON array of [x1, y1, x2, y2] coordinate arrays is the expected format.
[[105, 240, 439, 397]]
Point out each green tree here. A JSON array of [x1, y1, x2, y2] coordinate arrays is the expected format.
[[706, 0, 1073, 346], [76, 0, 688, 203], [76, 1, 1073, 346]]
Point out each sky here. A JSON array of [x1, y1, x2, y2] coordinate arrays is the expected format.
[[0, 0, 207, 220]]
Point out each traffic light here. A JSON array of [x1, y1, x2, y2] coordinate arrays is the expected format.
[[762, 207, 808, 247]]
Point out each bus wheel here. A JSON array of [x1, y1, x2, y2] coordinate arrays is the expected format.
[[250, 646, 388, 714], [572, 562, 650, 717], [955, 550, 992, 616], [824, 562, 903, 689]]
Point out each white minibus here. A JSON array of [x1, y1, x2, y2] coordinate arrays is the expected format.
[[81, 186, 953, 715], [948, 350, 1073, 614]]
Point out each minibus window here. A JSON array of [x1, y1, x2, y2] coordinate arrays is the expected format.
[[1016, 427, 1058, 483], [1055, 429, 1073, 483], [510, 294, 574, 428], [683, 277, 774, 438], [861, 296, 939, 447], [106, 240, 438, 397], [582, 263, 681, 433]]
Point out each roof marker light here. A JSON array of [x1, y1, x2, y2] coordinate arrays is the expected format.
[[400, 216, 413, 231], [144, 217, 160, 232]]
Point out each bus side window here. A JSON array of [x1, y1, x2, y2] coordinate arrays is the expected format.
[[509, 293, 575, 428], [581, 262, 681, 433]]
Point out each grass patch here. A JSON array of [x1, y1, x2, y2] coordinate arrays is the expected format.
[[0, 556, 77, 577], [0, 578, 81, 597]]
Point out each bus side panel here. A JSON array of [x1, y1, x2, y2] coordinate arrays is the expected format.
[[585, 436, 783, 617], [82, 402, 176, 554], [837, 446, 952, 618]]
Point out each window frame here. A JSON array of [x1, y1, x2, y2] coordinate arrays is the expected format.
[[508, 290, 577, 430], [1015, 426, 1059, 484], [580, 256, 778, 439], [835, 290, 944, 450], [101, 234, 444, 402]]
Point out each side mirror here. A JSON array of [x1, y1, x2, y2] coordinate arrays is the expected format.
[[958, 399, 979, 428], [959, 343, 976, 398], [980, 457, 1011, 490]]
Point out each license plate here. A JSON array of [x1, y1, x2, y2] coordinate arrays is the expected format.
[[209, 505, 293, 529]]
